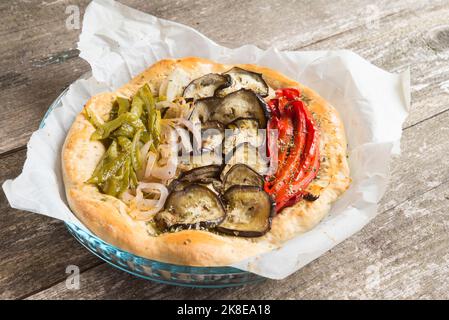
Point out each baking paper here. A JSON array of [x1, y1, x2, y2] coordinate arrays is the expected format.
[[3, 0, 410, 279]]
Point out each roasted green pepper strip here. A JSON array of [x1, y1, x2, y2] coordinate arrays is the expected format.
[[84, 106, 102, 128], [118, 158, 131, 195], [112, 122, 135, 139], [131, 129, 142, 171], [117, 96, 130, 115], [129, 169, 138, 189], [138, 84, 161, 147], [117, 136, 132, 151], [130, 96, 144, 118], [103, 162, 126, 196], [87, 141, 118, 184], [91, 112, 138, 140], [94, 152, 128, 185]]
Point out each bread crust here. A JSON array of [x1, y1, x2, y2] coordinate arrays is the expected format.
[[62, 57, 351, 266]]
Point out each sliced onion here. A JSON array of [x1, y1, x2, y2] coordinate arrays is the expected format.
[[174, 118, 201, 151], [121, 190, 135, 204], [132, 182, 168, 220], [151, 126, 178, 180], [175, 126, 193, 153], [165, 68, 191, 102], [144, 152, 157, 179]]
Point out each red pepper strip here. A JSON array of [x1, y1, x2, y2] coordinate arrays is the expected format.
[[276, 141, 320, 212], [267, 101, 306, 195], [274, 103, 320, 211], [268, 98, 280, 118], [276, 88, 300, 101], [265, 115, 294, 190]]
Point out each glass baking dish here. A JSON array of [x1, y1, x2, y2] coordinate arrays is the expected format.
[[40, 82, 265, 288]]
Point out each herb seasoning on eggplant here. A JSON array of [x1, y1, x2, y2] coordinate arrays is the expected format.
[[157, 184, 226, 231], [216, 186, 275, 237]]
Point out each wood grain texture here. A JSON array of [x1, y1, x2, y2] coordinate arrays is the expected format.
[[299, 0, 449, 129], [7, 98, 449, 300], [0, 0, 442, 153], [0, 150, 101, 299], [27, 178, 449, 299], [1, 0, 449, 299]]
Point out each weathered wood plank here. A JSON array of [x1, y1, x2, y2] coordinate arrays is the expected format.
[[2, 0, 449, 299], [0, 149, 101, 300], [298, 1, 449, 129], [24, 101, 449, 299], [0, 0, 440, 153], [26, 176, 449, 299]]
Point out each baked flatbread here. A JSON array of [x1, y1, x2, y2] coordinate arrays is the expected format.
[[62, 57, 350, 266]]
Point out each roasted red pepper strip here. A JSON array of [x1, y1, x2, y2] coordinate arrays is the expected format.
[[264, 88, 320, 212], [265, 115, 294, 190], [276, 88, 300, 101], [267, 101, 306, 195], [279, 145, 320, 210], [274, 100, 320, 211]]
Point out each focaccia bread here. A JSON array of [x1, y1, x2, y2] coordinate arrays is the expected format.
[[62, 57, 351, 266]]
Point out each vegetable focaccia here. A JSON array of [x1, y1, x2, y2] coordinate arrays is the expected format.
[[62, 57, 351, 266]]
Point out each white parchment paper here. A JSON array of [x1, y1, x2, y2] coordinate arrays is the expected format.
[[3, 0, 410, 279]]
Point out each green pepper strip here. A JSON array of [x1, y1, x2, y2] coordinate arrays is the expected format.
[[130, 96, 144, 118], [87, 141, 118, 184], [103, 162, 126, 196], [91, 112, 138, 140], [118, 158, 131, 195], [117, 96, 130, 115], [138, 84, 161, 147], [117, 136, 132, 151], [131, 129, 142, 171], [84, 106, 102, 128]]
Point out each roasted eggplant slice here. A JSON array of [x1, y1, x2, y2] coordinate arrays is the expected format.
[[216, 186, 275, 237], [189, 96, 221, 124], [168, 177, 222, 194], [211, 89, 270, 128], [178, 151, 224, 172], [224, 117, 263, 154], [158, 184, 226, 231], [183, 73, 232, 99], [201, 120, 225, 152], [227, 117, 260, 130], [216, 67, 269, 97], [223, 164, 264, 191], [221, 143, 270, 180], [189, 89, 270, 128], [167, 179, 191, 192], [178, 164, 222, 184]]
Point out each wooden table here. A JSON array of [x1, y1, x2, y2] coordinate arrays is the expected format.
[[1, 0, 448, 300]]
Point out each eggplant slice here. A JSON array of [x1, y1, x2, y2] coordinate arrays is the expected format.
[[201, 120, 225, 152], [183, 73, 231, 100], [223, 164, 264, 191], [178, 151, 224, 172], [216, 186, 275, 237], [168, 165, 223, 193], [216, 67, 269, 97], [211, 89, 269, 128], [189, 96, 221, 124], [189, 89, 270, 128], [158, 184, 226, 231], [178, 165, 222, 184], [221, 143, 270, 180], [224, 117, 264, 154]]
